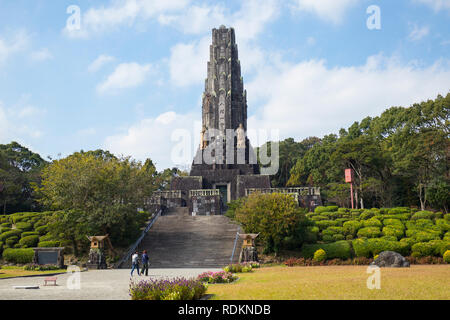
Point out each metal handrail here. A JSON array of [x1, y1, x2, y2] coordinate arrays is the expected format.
[[114, 209, 162, 269], [230, 231, 240, 264]]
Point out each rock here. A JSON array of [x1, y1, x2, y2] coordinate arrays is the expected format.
[[370, 251, 410, 268]]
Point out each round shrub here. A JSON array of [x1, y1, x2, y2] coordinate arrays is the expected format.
[[411, 210, 435, 220], [352, 238, 371, 258], [383, 219, 405, 229], [382, 226, 404, 239], [311, 215, 328, 221], [38, 234, 54, 242], [315, 220, 341, 229], [0, 229, 22, 242], [21, 231, 39, 237], [313, 249, 327, 262], [435, 219, 450, 232], [332, 234, 345, 241], [38, 240, 60, 248], [387, 207, 410, 215], [2, 248, 34, 264], [15, 222, 32, 232], [6, 237, 19, 246], [411, 242, 435, 257], [35, 225, 48, 235], [357, 227, 381, 238], [1, 222, 11, 228], [302, 241, 352, 260], [0, 226, 11, 234], [363, 218, 382, 228], [359, 210, 375, 220], [406, 230, 440, 242], [444, 250, 450, 263], [314, 206, 328, 214], [19, 235, 39, 248], [444, 214, 450, 222], [343, 221, 363, 236]]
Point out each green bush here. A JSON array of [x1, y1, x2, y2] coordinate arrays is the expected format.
[[0, 227, 11, 234], [39, 234, 55, 242], [311, 215, 328, 221], [357, 227, 381, 238], [3, 248, 34, 264], [313, 249, 327, 262], [411, 240, 450, 257], [1, 222, 11, 228], [35, 225, 48, 235], [435, 219, 450, 232], [38, 241, 60, 248], [21, 231, 40, 237], [444, 214, 450, 222], [383, 219, 405, 229], [315, 220, 341, 229], [363, 218, 382, 228], [352, 238, 410, 257], [359, 210, 375, 220], [411, 210, 435, 220], [342, 221, 363, 236], [444, 232, 450, 242], [314, 206, 328, 214], [444, 250, 450, 263], [6, 237, 19, 246], [322, 227, 345, 236], [19, 235, 39, 248], [301, 241, 352, 260], [0, 229, 23, 242], [406, 230, 440, 242], [387, 207, 410, 215], [15, 222, 32, 232], [382, 226, 404, 239]]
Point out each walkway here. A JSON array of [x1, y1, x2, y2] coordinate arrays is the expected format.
[[0, 268, 220, 300]]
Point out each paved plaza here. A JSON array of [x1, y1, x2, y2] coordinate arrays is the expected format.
[[0, 268, 220, 300]]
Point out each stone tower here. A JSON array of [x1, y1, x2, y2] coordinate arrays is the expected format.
[[202, 25, 248, 134]]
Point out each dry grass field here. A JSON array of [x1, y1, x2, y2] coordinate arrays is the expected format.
[[207, 265, 450, 300]]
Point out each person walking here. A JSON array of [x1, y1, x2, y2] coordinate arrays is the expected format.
[[142, 250, 149, 276], [130, 251, 140, 276]]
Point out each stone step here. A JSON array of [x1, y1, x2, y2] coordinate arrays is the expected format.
[[121, 212, 242, 268]]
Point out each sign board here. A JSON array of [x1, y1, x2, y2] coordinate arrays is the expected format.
[[37, 251, 58, 265], [345, 169, 354, 183]]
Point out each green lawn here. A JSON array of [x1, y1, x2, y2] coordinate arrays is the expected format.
[[0, 267, 66, 279], [207, 265, 450, 300]]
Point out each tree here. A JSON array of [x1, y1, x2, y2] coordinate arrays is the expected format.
[[35, 152, 158, 252], [234, 193, 307, 254], [0, 142, 47, 214]]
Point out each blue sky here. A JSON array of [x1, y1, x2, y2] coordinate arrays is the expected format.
[[0, 0, 449, 170]]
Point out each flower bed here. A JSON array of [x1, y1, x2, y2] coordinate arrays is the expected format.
[[197, 271, 237, 284], [223, 262, 259, 273], [129, 277, 207, 300]]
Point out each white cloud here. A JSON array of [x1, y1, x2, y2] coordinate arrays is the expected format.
[[63, 0, 190, 38], [408, 24, 430, 41], [413, 0, 450, 11], [104, 111, 201, 170], [0, 30, 29, 64], [97, 62, 152, 94], [30, 48, 53, 61], [290, 0, 359, 24], [88, 54, 115, 72], [0, 100, 44, 144], [159, 0, 279, 40], [246, 54, 450, 145], [169, 36, 210, 87]]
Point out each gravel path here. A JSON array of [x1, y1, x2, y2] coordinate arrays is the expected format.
[[0, 268, 220, 300]]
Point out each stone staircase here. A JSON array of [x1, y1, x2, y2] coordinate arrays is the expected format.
[[122, 208, 242, 268]]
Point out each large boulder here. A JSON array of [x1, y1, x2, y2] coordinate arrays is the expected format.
[[370, 251, 410, 268]]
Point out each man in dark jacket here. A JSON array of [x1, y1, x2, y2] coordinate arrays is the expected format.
[[141, 250, 149, 276]]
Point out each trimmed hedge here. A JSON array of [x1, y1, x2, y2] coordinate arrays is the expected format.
[[0, 229, 23, 242], [3, 248, 34, 264], [38, 240, 60, 248], [35, 225, 48, 235], [15, 222, 32, 232], [352, 238, 410, 257], [357, 227, 381, 238], [19, 235, 39, 248], [313, 249, 327, 262], [363, 218, 382, 228], [21, 231, 40, 237], [411, 240, 450, 257], [301, 240, 352, 260]]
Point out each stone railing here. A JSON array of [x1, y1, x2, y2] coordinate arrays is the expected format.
[[245, 187, 320, 197], [153, 190, 182, 199], [189, 189, 220, 197]]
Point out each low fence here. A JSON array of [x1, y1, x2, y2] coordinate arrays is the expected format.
[[114, 209, 162, 269]]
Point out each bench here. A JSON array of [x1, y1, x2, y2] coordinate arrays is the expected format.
[[44, 277, 57, 286]]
